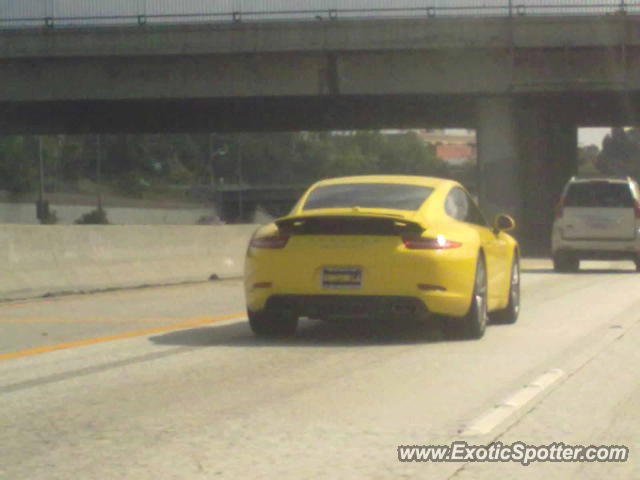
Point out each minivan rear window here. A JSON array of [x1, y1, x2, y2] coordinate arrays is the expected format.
[[303, 183, 433, 211], [564, 182, 634, 208]]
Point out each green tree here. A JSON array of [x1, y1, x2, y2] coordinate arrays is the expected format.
[[0, 136, 36, 194], [596, 127, 640, 178], [231, 130, 448, 186], [0, 130, 450, 198]]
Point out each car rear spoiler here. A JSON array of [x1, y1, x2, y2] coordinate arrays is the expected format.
[[275, 214, 425, 236]]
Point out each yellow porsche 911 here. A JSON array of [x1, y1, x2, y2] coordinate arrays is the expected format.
[[244, 175, 520, 339]]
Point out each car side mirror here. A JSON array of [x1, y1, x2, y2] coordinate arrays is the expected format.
[[494, 214, 516, 233]]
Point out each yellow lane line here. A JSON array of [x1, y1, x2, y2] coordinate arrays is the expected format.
[[0, 317, 219, 324], [0, 312, 245, 362]]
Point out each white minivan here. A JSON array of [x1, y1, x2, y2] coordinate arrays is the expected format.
[[551, 176, 640, 272]]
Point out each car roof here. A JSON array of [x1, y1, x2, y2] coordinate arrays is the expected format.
[[311, 175, 457, 190]]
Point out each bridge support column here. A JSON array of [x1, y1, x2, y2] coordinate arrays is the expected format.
[[475, 96, 521, 225], [517, 102, 577, 252], [475, 96, 577, 253]]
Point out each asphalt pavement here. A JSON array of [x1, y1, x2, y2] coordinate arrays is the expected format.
[[0, 259, 638, 479]]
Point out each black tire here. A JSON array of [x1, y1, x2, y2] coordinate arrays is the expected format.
[[553, 252, 579, 273], [634, 256, 640, 272], [445, 256, 488, 340], [248, 309, 298, 337], [491, 254, 520, 325]]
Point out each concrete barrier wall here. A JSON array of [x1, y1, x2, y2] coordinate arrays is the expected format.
[[0, 224, 259, 301], [0, 202, 215, 225]]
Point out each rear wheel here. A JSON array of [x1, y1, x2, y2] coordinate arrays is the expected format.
[[248, 309, 298, 337], [445, 256, 487, 340], [553, 252, 579, 272], [491, 254, 520, 325]]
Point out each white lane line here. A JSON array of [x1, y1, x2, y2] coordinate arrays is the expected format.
[[459, 368, 564, 437]]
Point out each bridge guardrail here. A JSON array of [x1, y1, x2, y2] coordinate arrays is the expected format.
[[1, 1, 638, 30]]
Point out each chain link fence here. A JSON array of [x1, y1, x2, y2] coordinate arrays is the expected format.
[[1, 1, 638, 29]]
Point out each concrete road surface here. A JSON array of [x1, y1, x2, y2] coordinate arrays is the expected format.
[[0, 259, 638, 479]]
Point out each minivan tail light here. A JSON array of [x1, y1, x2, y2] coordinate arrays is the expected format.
[[555, 197, 565, 219], [402, 235, 461, 250], [250, 234, 290, 249]]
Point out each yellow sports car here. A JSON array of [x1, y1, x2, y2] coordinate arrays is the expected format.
[[244, 175, 519, 339]]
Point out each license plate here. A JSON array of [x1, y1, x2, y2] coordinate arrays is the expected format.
[[322, 267, 362, 289], [588, 220, 609, 230], [583, 215, 610, 229]]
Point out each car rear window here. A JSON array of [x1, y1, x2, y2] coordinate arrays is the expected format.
[[303, 183, 434, 211], [564, 182, 634, 208]]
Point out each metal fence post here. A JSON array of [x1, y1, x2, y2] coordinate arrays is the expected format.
[[138, 0, 147, 25], [45, 0, 54, 27]]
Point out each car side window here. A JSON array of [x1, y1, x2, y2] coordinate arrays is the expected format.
[[464, 193, 489, 227], [445, 187, 468, 221], [445, 187, 488, 227]]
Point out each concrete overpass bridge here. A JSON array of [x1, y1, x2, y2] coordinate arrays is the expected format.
[[3, 3, 640, 247]]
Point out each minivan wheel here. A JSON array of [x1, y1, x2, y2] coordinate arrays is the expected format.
[[553, 252, 579, 273], [248, 309, 298, 337]]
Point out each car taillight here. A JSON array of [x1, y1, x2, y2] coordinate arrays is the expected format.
[[249, 234, 290, 249], [402, 235, 461, 250], [555, 197, 565, 219], [635, 201, 640, 219]]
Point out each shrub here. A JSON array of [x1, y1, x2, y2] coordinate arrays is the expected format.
[[41, 210, 58, 225], [75, 207, 109, 224]]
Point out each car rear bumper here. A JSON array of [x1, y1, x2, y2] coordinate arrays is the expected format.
[[245, 259, 474, 318], [263, 294, 429, 321], [244, 233, 480, 318], [247, 286, 470, 319], [552, 226, 640, 258], [553, 249, 638, 261]]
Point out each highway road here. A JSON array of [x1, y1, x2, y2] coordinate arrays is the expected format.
[[1, 259, 638, 479]]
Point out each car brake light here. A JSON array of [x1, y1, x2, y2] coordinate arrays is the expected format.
[[249, 234, 290, 249], [555, 197, 565, 219], [402, 234, 461, 250]]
